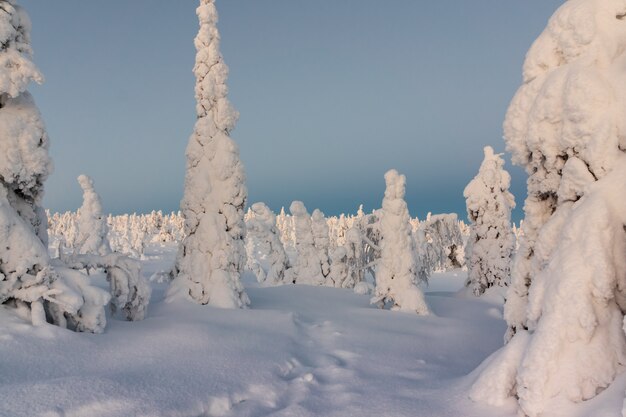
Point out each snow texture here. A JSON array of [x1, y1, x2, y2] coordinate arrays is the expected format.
[[169, 0, 249, 309], [1, 260, 520, 417], [473, 1, 626, 415], [464, 146, 515, 296], [371, 170, 429, 315]]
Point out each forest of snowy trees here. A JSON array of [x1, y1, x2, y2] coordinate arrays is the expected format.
[[3, 0, 626, 416]]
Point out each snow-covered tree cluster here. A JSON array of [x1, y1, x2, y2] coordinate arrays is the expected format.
[[48, 210, 184, 258], [414, 213, 466, 278], [464, 146, 515, 296], [471, 1, 626, 415]]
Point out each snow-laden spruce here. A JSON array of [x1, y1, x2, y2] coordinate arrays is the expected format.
[[0, 0, 109, 332], [169, 0, 249, 308], [290, 201, 325, 285], [75, 175, 111, 256], [343, 227, 365, 289], [371, 170, 429, 315], [471, 1, 626, 415], [245, 202, 291, 285], [464, 146, 515, 296], [311, 209, 331, 284]]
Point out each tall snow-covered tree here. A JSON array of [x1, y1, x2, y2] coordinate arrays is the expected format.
[[463, 146, 515, 296], [75, 175, 111, 256], [371, 170, 429, 315], [169, 0, 249, 308], [290, 201, 325, 286], [470, 2, 626, 415], [0, 0, 109, 331]]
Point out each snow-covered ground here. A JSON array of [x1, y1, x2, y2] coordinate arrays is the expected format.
[[1, 243, 623, 417]]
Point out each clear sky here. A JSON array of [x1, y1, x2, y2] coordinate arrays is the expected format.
[[20, 0, 563, 222]]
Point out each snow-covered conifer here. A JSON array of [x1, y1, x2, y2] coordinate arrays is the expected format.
[[169, 0, 249, 308], [246, 203, 290, 285], [75, 175, 111, 256], [463, 146, 515, 296], [471, 2, 626, 415], [343, 227, 365, 289], [290, 201, 325, 285], [311, 209, 331, 282], [327, 246, 348, 288], [371, 170, 429, 315], [0, 1, 109, 331], [415, 213, 464, 276]]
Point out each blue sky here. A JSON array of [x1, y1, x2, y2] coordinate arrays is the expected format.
[[20, 0, 563, 222]]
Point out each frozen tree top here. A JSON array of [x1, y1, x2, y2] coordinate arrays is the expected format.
[[194, 0, 238, 132], [0, 0, 42, 97]]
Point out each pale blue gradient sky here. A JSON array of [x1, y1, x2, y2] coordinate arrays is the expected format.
[[20, 1, 563, 222]]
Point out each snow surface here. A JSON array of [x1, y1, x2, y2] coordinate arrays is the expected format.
[[3, 244, 626, 416]]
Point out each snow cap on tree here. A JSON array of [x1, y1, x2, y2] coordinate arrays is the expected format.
[[0, 0, 42, 98], [169, 0, 249, 308]]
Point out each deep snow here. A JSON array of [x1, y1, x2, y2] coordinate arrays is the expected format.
[[1, 243, 624, 417]]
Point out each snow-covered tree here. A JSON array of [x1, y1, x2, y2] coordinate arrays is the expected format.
[[290, 201, 325, 285], [311, 209, 331, 283], [415, 213, 464, 275], [343, 226, 365, 288], [327, 246, 348, 288], [470, 2, 626, 415], [246, 202, 290, 285], [61, 252, 151, 322], [371, 170, 429, 315], [276, 207, 294, 251], [464, 146, 515, 296], [169, 0, 249, 308], [0, 1, 109, 332], [75, 175, 111, 256]]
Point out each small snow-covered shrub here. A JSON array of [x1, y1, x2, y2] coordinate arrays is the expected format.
[[62, 253, 151, 321]]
